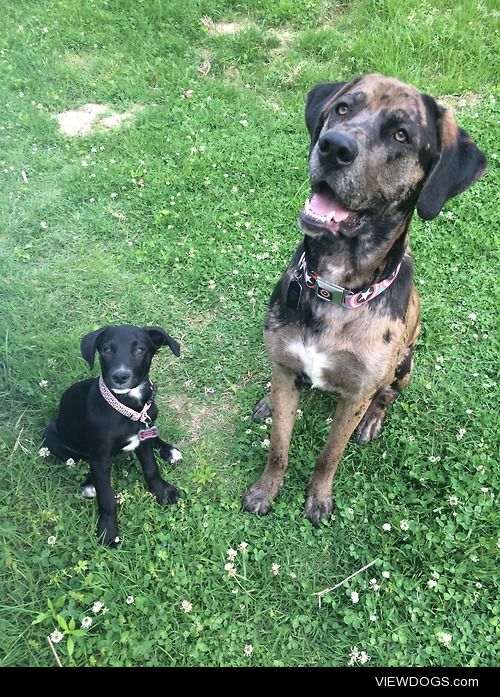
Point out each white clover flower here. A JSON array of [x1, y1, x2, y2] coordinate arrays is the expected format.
[[227, 548, 237, 561], [239, 119, 248, 127], [260, 438, 270, 449], [271, 563, 280, 576], [238, 541, 248, 552], [431, 571, 440, 580], [296, 409, 303, 420], [92, 601, 104, 614], [181, 600, 192, 613], [39, 379, 48, 388], [428, 455, 440, 463], [115, 492, 125, 505], [480, 487, 489, 493], [225, 563, 237, 578], [66, 458, 75, 468], [475, 582, 482, 589], [456, 428, 466, 441], [49, 630, 64, 644], [244, 644, 254, 656], [289, 572, 297, 579], [400, 519, 409, 531], [350, 591, 359, 604], [38, 447, 51, 458], [126, 596, 134, 605], [40, 221, 48, 229], [47, 536, 56, 545], [427, 579, 437, 589], [436, 631, 452, 647], [265, 417, 272, 425], [81, 616, 93, 629], [245, 429, 252, 434], [468, 312, 477, 322], [448, 495, 459, 506], [359, 651, 370, 664], [369, 614, 378, 622], [382, 571, 390, 579], [382, 523, 391, 531]]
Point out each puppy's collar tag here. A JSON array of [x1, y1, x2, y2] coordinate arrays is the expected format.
[[138, 425, 159, 441]]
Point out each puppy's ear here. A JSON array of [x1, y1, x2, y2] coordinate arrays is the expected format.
[[80, 327, 109, 369], [142, 326, 180, 357], [305, 81, 348, 147], [417, 99, 487, 220]]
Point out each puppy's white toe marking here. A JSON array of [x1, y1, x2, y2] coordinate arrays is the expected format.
[[169, 448, 182, 463], [82, 484, 97, 499]]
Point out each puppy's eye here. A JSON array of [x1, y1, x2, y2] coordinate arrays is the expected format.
[[134, 347, 145, 355], [336, 103, 349, 116], [394, 129, 409, 143], [102, 346, 113, 355]]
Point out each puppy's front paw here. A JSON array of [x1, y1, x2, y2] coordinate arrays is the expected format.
[[242, 481, 276, 516], [305, 493, 333, 527], [97, 518, 120, 548], [154, 482, 180, 505]]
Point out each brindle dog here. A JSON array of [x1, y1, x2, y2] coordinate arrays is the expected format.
[[243, 74, 487, 526]]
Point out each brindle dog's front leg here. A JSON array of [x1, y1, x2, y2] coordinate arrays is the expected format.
[[305, 394, 372, 526], [243, 366, 300, 515]]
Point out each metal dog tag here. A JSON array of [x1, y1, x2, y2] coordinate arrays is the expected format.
[[286, 279, 303, 310], [138, 425, 159, 441]]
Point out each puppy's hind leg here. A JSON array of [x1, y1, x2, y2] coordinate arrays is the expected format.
[[153, 437, 183, 464], [356, 347, 414, 444]]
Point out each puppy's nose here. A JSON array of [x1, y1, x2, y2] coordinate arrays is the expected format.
[[112, 370, 131, 385], [317, 131, 358, 167]]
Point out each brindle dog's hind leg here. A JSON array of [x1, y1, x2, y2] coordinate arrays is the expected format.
[[356, 347, 414, 444], [243, 366, 300, 515]]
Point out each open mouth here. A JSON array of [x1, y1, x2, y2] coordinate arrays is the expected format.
[[299, 182, 364, 237]]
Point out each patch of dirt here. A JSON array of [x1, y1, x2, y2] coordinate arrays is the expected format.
[[56, 103, 142, 137], [201, 16, 250, 35], [167, 392, 238, 446], [437, 93, 483, 111]]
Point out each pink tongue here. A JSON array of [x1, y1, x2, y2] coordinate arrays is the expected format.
[[309, 191, 350, 223]]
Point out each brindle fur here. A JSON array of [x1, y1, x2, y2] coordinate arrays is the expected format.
[[243, 74, 486, 526]]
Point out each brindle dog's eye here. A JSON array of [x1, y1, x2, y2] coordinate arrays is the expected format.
[[336, 103, 349, 115], [102, 346, 113, 355], [135, 347, 145, 355], [394, 129, 409, 143]]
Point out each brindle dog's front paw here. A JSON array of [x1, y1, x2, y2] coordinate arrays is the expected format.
[[356, 410, 385, 444], [305, 493, 334, 527], [242, 481, 276, 515], [252, 397, 272, 423]]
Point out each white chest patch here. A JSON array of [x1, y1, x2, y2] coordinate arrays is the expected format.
[[122, 434, 140, 452], [287, 340, 330, 390]]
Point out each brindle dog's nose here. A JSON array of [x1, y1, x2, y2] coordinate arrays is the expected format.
[[318, 131, 358, 167]]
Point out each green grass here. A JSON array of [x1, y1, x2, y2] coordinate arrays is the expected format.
[[0, 0, 498, 667]]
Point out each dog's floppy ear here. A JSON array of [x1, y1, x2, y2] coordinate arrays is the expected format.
[[80, 327, 109, 369], [417, 99, 487, 220], [305, 81, 348, 147], [142, 326, 180, 357]]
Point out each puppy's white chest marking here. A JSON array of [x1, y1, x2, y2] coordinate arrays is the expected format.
[[122, 434, 140, 452], [287, 340, 330, 390]]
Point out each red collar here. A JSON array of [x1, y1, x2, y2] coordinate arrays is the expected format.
[[296, 252, 401, 309]]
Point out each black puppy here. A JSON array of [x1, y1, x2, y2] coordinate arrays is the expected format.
[[43, 324, 182, 547]]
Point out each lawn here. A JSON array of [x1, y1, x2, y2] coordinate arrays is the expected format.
[[0, 0, 498, 667]]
